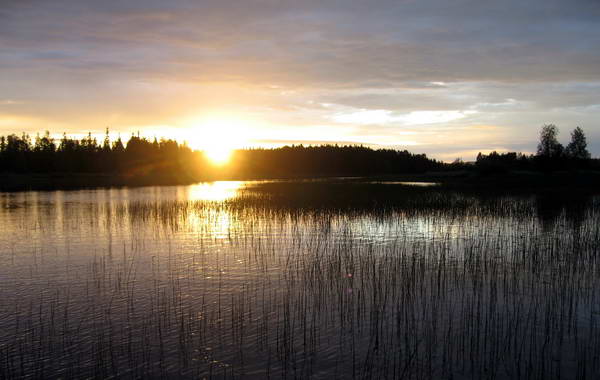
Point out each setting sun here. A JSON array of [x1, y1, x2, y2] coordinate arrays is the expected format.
[[185, 116, 250, 165], [205, 145, 233, 165]]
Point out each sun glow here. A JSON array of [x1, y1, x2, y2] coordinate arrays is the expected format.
[[205, 145, 233, 165], [186, 116, 250, 165]]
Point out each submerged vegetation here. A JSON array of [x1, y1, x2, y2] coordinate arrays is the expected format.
[[1, 183, 600, 379]]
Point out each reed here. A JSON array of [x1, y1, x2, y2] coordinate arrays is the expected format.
[[0, 183, 598, 379]]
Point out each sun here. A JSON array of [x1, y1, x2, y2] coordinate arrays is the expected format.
[[204, 145, 233, 165], [185, 116, 249, 165]]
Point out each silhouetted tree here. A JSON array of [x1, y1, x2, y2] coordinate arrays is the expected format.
[[0, 136, 5, 172], [537, 124, 563, 158], [476, 151, 533, 174], [111, 135, 126, 172], [2, 133, 32, 172], [102, 128, 111, 152], [112, 135, 125, 153], [535, 124, 567, 171], [565, 127, 590, 160], [32, 131, 56, 172]]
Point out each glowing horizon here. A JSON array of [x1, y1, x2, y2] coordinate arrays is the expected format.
[[13, 127, 535, 164], [2, 1, 599, 161]]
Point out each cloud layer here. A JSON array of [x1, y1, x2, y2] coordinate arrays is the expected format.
[[1, 0, 599, 160]]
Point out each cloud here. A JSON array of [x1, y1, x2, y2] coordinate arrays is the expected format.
[[3, 0, 600, 85], [1, 0, 600, 159], [0, 100, 22, 105], [332, 109, 476, 126]]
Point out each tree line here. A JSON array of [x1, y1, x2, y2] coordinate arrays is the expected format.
[[228, 145, 441, 178], [0, 130, 203, 182], [475, 125, 596, 173], [0, 124, 596, 185], [0, 130, 443, 181]]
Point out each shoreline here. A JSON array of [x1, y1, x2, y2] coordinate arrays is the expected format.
[[2, 170, 600, 193]]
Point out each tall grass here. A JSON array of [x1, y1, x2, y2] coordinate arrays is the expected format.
[[0, 184, 599, 379]]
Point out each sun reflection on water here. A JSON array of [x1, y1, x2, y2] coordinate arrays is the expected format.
[[184, 181, 245, 202]]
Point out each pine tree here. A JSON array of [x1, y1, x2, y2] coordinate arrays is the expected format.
[[102, 128, 111, 152], [112, 135, 125, 152]]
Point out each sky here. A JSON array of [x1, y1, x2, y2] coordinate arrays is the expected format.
[[1, 0, 599, 161]]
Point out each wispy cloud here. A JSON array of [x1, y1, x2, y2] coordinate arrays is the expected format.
[[0, 100, 23, 105]]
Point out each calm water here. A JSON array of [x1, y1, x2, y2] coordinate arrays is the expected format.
[[1, 182, 599, 379]]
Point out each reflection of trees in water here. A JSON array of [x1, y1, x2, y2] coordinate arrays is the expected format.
[[536, 193, 591, 230]]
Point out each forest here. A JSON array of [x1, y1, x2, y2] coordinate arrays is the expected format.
[[0, 130, 442, 180], [474, 125, 598, 173], [0, 131, 200, 181], [0, 124, 597, 187]]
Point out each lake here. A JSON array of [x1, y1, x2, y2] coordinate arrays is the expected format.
[[1, 181, 599, 379]]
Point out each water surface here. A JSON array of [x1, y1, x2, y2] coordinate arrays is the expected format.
[[1, 182, 599, 379]]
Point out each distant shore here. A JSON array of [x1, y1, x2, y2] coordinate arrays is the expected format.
[[366, 170, 600, 192], [2, 169, 600, 193]]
